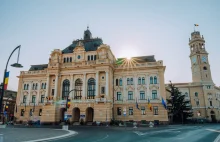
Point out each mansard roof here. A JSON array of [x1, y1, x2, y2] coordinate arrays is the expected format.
[[62, 38, 103, 54], [29, 64, 48, 71]]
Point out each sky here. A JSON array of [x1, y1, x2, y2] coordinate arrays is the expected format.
[[0, 0, 220, 91]]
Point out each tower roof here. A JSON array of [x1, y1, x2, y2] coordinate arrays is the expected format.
[[62, 27, 103, 54]]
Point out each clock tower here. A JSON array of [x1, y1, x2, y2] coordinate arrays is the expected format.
[[189, 31, 213, 83]]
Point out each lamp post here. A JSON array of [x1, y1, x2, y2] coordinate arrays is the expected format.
[[0, 45, 23, 124]]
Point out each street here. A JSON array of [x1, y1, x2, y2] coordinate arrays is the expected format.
[[56, 124, 220, 142], [1, 124, 220, 142]]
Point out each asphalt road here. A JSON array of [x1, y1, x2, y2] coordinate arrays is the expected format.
[[54, 124, 220, 142]]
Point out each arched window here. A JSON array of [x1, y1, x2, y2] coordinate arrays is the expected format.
[[138, 77, 141, 85], [67, 57, 69, 63], [142, 77, 145, 84], [203, 66, 207, 70], [116, 79, 119, 86], [27, 84, 29, 90], [24, 84, 26, 90], [87, 78, 96, 99], [41, 83, 44, 89], [94, 55, 97, 60], [185, 92, 189, 97], [127, 78, 130, 85], [44, 83, 46, 89], [35, 83, 38, 90], [130, 78, 133, 85], [64, 58, 66, 63], [154, 76, 157, 84], [62, 79, 70, 99], [70, 57, 72, 62], [91, 55, 93, 60], [150, 77, 153, 84], [88, 55, 90, 61], [119, 78, 122, 86], [195, 92, 198, 97], [74, 79, 83, 100]]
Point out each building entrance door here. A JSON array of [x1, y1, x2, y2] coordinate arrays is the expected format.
[[73, 107, 80, 122], [86, 107, 94, 122]]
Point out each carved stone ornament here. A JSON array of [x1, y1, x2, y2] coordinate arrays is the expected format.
[[126, 86, 135, 91], [137, 85, 147, 90]]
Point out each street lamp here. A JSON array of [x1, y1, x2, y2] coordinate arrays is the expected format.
[[0, 45, 23, 122]]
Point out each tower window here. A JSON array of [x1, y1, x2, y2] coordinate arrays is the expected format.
[[203, 66, 207, 70], [88, 55, 90, 61], [195, 92, 198, 97]]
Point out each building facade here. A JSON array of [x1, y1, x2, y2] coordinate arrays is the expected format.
[[166, 30, 220, 122], [14, 27, 168, 124], [0, 86, 17, 123]]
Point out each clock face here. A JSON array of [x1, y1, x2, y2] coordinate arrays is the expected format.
[[202, 56, 207, 62], [192, 57, 197, 63]]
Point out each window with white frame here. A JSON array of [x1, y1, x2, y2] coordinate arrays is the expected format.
[[129, 107, 133, 115], [138, 77, 141, 85], [153, 106, 158, 115], [128, 91, 133, 100], [141, 106, 146, 115], [119, 78, 122, 86], [117, 92, 122, 100], [152, 90, 157, 99], [142, 77, 145, 84], [140, 91, 145, 100]]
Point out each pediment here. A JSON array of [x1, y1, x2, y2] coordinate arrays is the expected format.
[[74, 46, 85, 52], [114, 86, 123, 91], [126, 85, 135, 91], [137, 85, 147, 90], [149, 85, 159, 90]]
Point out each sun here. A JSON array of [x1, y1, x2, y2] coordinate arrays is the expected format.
[[126, 56, 131, 60]]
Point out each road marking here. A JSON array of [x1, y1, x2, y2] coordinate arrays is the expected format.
[[92, 134, 109, 142], [22, 130, 78, 142], [133, 129, 181, 136], [206, 129, 220, 133], [214, 134, 220, 142]]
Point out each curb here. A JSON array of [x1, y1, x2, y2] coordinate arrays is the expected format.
[[22, 129, 78, 142]]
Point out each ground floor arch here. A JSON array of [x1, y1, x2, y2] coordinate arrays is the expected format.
[[86, 107, 94, 122], [73, 107, 80, 122], [60, 108, 66, 122], [211, 110, 217, 123]]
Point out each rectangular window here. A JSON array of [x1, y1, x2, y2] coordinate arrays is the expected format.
[[153, 106, 158, 115], [32, 95, 36, 103], [21, 109, 24, 116], [41, 95, 45, 103], [52, 89, 55, 96], [140, 91, 145, 100], [152, 90, 157, 99], [196, 100, 199, 106], [117, 107, 122, 115], [101, 87, 105, 94], [117, 92, 122, 100], [141, 107, 146, 115], [128, 91, 133, 100], [94, 55, 96, 60], [30, 109, 33, 116], [23, 95, 27, 103], [210, 101, 212, 106], [39, 109, 42, 116], [129, 107, 133, 115]]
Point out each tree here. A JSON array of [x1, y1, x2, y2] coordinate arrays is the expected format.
[[166, 81, 193, 123]]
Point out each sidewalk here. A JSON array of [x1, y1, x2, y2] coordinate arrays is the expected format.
[[0, 128, 77, 142]]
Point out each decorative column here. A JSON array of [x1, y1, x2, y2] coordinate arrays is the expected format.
[[27, 82, 32, 104], [106, 71, 109, 96], [54, 74, 59, 99], [146, 74, 150, 99], [36, 81, 41, 105], [123, 76, 126, 101], [134, 75, 137, 100], [45, 75, 50, 97], [96, 72, 99, 96], [70, 75, 73, 99], [83, 73, 86, 99]]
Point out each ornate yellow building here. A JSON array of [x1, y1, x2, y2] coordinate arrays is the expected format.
[[14, 27, 168, 125], [166, 30, 220, 123]]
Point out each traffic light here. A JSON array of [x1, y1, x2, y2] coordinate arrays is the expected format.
[[67, 99, 71, 109], [5, 105, 8, 111]]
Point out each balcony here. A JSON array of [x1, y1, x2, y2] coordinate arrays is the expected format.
[[21, 70, 47, 75], [29, 102, 36, 106], [95, 98, 106, 103], [127, 99, 135, 103]]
